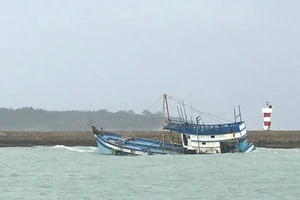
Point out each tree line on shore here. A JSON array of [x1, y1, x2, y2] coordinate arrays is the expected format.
[[0, 107, 163, 131]]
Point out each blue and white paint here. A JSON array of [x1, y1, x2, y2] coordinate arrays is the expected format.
[[92, 126, 183, 156], [164, 121, 256, 154]]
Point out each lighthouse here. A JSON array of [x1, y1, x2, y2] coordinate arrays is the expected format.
[[262, 102, 273, 130]]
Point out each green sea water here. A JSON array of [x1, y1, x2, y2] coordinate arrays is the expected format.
[[0, 146, 299, 200]]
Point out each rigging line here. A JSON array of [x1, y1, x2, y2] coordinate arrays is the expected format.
[[188, 107, 233, 122], [186, 108, 232, 122], [167, 95, 232, 122], [168, 96, 224, 117], [199, 114, 228, 123], [121, 95, 163, 131], [167, 95, 231, 118]]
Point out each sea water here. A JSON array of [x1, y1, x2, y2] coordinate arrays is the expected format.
[[0, 146, 299, 200]]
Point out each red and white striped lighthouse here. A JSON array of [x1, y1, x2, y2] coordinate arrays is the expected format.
[[262, 102, 273, 130]]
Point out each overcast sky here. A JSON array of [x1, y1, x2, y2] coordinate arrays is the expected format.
[[0, 1, 299, 130]]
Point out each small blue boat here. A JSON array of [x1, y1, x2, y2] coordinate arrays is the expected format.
[[91, 126, 183, 155]]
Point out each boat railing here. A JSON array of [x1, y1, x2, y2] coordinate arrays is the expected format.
[[165, 122, 243, 135]]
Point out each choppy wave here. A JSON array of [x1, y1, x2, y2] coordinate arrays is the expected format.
[[52, 145, 97, 153], [1, 147, 300, 199]]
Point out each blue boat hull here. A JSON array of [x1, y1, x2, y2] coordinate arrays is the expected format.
[[94, 133, 183, 156], [242, 143, 256, 153]]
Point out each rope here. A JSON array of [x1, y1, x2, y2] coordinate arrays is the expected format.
[[121, 95, 163, 130], [167, 95, 233, 123]]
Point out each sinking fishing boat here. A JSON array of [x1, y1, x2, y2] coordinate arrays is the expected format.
[[91, 93, 255, 155], [162, 94, 256, 154], [91, 125, 183, 155]]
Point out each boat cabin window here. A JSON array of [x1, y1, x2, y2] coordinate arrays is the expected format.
[[211, 135, 215, 138], [202, 142, 206, 145], [187, 135, 191, 139]]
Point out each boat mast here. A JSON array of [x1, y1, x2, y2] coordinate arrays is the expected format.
[[162, 94, 171, 129], [162, 94, 172, 152]]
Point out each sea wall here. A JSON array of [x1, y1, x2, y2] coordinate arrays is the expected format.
[[0, 130, 300, 148]]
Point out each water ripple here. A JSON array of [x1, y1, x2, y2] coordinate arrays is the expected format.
[[0, 147, 299, 200]]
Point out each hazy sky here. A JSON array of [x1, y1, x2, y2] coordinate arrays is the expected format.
[[0, 1, 299, 130]]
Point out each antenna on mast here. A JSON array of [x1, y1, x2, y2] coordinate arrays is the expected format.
[[190, 93, 193, 124], [234, 107, 236, 123], [180, 108, 185, 124], [238, 105, 242, 121], [177, 106, 182, 124], [234, 105, 242, 122], [182, 100, 188, 123]]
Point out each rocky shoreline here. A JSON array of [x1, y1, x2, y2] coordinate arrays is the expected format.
[[0, 130, 300, 148]]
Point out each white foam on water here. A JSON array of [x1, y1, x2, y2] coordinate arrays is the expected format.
[[52, 145, 97, 153]]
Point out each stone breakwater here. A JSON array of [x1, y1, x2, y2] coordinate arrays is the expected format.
[[0, 130, 300, 148]]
